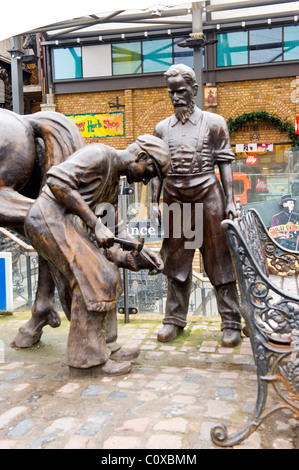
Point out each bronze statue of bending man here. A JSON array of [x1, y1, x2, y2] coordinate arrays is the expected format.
[[24, 135, 170, 375]]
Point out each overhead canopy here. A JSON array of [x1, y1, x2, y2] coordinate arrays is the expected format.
[[1, 1, 299, 42]]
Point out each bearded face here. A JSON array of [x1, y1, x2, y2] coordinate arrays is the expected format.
[[174, 100, 195, 123], [167, 74, 197, 124]]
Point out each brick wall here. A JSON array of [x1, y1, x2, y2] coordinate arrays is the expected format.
[[54, 76, 298, 148], [55, 88, 172, 149], [216, 76, 298, 144]]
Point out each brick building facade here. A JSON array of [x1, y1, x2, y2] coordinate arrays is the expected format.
[[52, 75, 298, 150]]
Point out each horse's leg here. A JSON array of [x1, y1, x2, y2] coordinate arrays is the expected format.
[[0, 187, 61, 347], [0, 187, 34, 227], [12, 257, 61, 348]]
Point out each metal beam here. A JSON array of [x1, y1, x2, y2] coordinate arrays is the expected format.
[[8, 36, 24, 114], [205, 0, 299, 12], [192, 2, 203, 109]]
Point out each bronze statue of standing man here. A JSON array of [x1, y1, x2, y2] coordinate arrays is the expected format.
[[151, 64, 242, 347]]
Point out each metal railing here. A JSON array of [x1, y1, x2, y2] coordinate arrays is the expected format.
[[0, 228, 38, 310], [0, 220, 218, 322]]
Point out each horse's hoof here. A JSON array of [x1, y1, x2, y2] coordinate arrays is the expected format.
[[11, 327, 43, 349]]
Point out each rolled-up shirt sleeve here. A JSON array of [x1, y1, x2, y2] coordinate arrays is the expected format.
[[210, 115, 235, 164]]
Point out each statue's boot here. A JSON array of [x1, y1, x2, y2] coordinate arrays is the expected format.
[[157, 324, 183, 342], [110, 347, 140, 362], [214, 281, 242, 347], [105, 306, 140, 362]]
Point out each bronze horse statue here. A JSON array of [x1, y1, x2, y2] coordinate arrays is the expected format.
[[0, 108, 85, 347]]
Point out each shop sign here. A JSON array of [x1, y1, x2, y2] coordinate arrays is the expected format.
[[67, 112, 124, 138], [236, 143, 273, 152], [296, 117, 299, 135], [246, 154, 257, 165], [255, 179, 267, 192]]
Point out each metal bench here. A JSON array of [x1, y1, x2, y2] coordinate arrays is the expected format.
[[211, 198, 299, 447]]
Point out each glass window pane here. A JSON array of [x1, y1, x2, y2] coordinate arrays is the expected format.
[[53, 47, 82, 80], [249, 28, 282, 63], [173, 38, 194, 68], [82, 44, 112, 77], [217, 32, 248, 66], [112, 42, 141, 75], [143, 39, 172, 73], [284, 25, 299, 61]]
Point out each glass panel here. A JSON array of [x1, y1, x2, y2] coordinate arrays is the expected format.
[[249, 28, 282, 63], [82, 44, 112, 77], [53, 47, 82, 80], [143, 39, 173, 73], [217, 31, 248, 66], [284, 25, 299, 61], [112, 42, 142, 75], [173, 38, 194, 68]]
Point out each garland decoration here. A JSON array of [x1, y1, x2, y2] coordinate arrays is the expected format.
[[227, 111, 299, 147]]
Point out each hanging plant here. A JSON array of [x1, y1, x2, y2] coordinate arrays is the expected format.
[[227, 111, 299, 147]]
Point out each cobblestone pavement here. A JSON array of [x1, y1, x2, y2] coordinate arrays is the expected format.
[[0, 312, 298, 450]]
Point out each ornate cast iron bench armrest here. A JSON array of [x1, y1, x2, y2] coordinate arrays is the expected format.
[[250, 207, 299, 276], [211, 203, 299, 447]]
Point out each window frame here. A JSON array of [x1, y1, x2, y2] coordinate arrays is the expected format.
[[216, 25, 299, 69]]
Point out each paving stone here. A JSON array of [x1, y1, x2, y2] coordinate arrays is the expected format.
[[154, 417, 188, 433], [183, 374, 202, 383], [64, 435, 90, 449], [102, 435, 140, 449], [171, 395, 197, 405], [0, 440, 17, 449], [116, 417, 149, 433], [146, 380, 167, 389], [199, 421, 216, 441], [3, 370, 24, 381], [44, 417, 76, 434], [7, 419, 33, 438], [219, 371, 239, 379], [218, 348, 234, 354], [56, 383, 80, 394], [199, 346, 216, 353], [0, 315, 296, 449], [216, 387, 235, 399], [27, 394, 43, 403], [273, 438, 294, 449], [204, 400, 235, 418], [137, 390, 158, 401], [76, 411, 112, 436], [0, 362, 24, 371], [28, 435, 55, 449], [108, 390, 129, 399], [146, 434, 182, 449], [81, 385, 104, 396], [162, 405, 185, 417], [0, 406, 28, 429], [13, 383, 33, 392], [145, 351, 164, 359]]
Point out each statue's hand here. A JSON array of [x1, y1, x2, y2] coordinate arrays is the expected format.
[[94, 220, 114, 248], [225, 200, 237, 220], [140, 245, 163, 269], [150, 203, 161, 227]]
